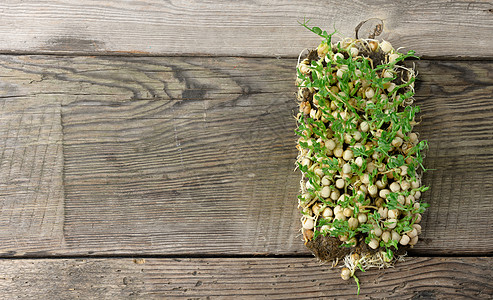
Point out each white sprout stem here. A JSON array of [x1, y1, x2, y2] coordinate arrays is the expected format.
[[297, 48, 309, 66], [343, 251, 407, 276]]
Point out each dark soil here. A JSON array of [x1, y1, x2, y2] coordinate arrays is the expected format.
[[306, 234, 372, 262], [306, 234, 408, 262]]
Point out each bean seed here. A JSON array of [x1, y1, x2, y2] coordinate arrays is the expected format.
[[335, 178, 345, 189], [321, 176, 331, 186], [353, 131, 362, 141], [301, 192, 312, 201], [302, 218, 314, 230], [369, 238, 379, 249], [301, 157, 311, 167], [321, 186, 331, 198], [325, 139, 336, 150], [399, 234, 410, 245], [388, 209, 399, 219], [365, 87, 375, 99], [368, 41, 378, 52], [343, 149, 354, 161], [357, 213, 368, 224], [299, 63, 311, 74], [355, 157, 364, 167], [409, 235, 419, 245], [391, 136, 403, 147], [348, 217, 359, 229], [372, 226, 383, 237], [390, 182, 401, 193], [341, 268, 351, 280], [322, 207, 333, 218], [334, 53, 344, 61], [382, 69, 393, 78], [361, 174, 370, 185], [305, 181, 314, 190], [314, 167, 324, 178], [387, 82, 396, 92], [376, 180, 386, 189], [381, 231, 391, 243], [380, 40, 393, 53], [386, 218, 397, 229], [391, 230, 400, 241], [398, 195, 406, 205], [330, 190, 340, 201], [342, 163, 352, 174], [379, 189, 390, 199], [368, 185, 378, 197], [312, 203, 324, 216], [400, 180, 410, 191], [411, 180, 421, 189], [335, 212, 346, 221], [407, 228, 418, 238], [388, 53, 399, 63], [378, 207, 388, 219], [343, 208, 353, 218], [350, 47, 359, 57], [334, 148, 343, 158], [409, 132, 418, 143], [360, 121, 369, 132]]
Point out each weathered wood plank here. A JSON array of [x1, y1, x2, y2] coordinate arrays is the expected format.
[[0, 56, 491, 256], [412, 60, 493, 254], [0, 257, 490, 299], [0, 79, 65, 253], [0, 1, 491, 58]]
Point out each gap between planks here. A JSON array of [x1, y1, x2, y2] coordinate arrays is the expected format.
[[0, 252, 491, 260], [0, 51, 492, 61]]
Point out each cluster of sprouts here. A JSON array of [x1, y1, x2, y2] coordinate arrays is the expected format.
[[295, 21, 429, 293]]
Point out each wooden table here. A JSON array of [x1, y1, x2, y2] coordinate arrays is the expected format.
[[0, 1, 492, 299]]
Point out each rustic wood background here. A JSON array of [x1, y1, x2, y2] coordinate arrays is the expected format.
[[0, 0, 492, 299]]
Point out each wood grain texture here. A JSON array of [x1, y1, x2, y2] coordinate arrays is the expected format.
[[412, 60, 493, 254], [0, 69, 65, 254], [0, 56, 491, 256], [0, 257, 491, 299], [0, 1, 492, 58]]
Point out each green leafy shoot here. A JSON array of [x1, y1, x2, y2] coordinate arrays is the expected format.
[[298, 18, 338, 45]]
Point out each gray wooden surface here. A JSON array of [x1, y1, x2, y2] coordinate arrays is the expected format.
[[0, 1, 492, 299], [0, 257, 491, 299], [0, 1, 492, 57]]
